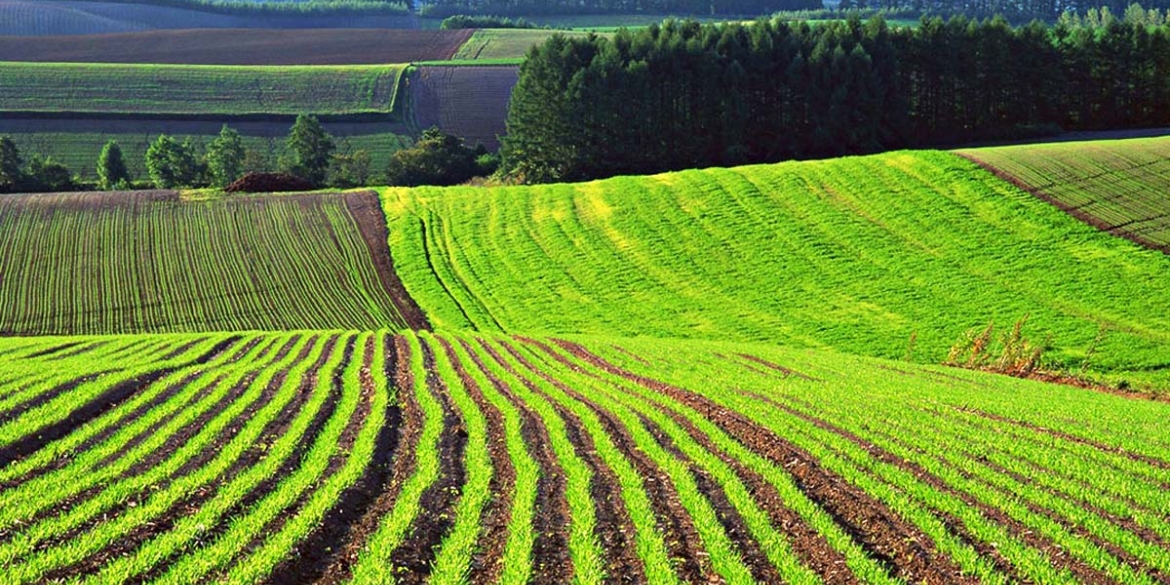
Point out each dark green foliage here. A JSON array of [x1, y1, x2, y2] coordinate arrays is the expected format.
[[330, 149, 374, 188], [0, 136, 21, 193], [146, 135, 203, 189], [285, 115, 336, 188], [440, 14, 537, 28], [24, 156, 74, 193], [97, 140, 130, 191], [384, 128, 485, 187], [206, 125, 245, 189], [503, 15, 1170, 182]]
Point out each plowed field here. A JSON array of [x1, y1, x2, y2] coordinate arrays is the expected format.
[[409, 66, 518, 150], [0, 331, 1167, 584]]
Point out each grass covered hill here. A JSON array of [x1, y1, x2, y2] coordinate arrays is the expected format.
[[960, 136, 1170, 253], [0, 62, 406, 117], [0, 330, 1167, 584], [0, 190, 426, 334], [382, 150, 1170, 375]]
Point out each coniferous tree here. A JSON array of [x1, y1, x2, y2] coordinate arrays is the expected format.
[[206, 125, 246, 188], [97, 140, 130, 191], [285, 114, 335, 187]]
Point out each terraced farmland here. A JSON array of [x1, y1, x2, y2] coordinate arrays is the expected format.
[[0, 62, 407, 117], [0, 191, 426, 334], [0, 330, 1168, 584], [381, 150, 1170, 374], [960, 136, 1170, 252]]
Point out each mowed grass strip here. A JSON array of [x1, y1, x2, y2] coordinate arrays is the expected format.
[[959, 136, 1170, 251], [380, 150, 1170, 375], [0, 191, 415, 334], [0, 62, 406, 116]]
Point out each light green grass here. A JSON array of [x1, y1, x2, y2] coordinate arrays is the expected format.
[[379, 150, 1170, 378], [959, 136, 1170, 250], [452, 29, 604, 60], [0, 62, 407, 116]]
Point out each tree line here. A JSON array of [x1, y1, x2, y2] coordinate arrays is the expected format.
[[419, 0, 820, 18], [501, 8, 1170, 182], [0, 115, 497, 193]]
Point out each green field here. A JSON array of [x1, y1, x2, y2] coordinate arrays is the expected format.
[[3, 127, 413, 181], [960, 136, 1170, 252], [0, 62, 407, 116], [380, 150, 1170, 378], [2, 140, 1170, 583], [0, 330, 1167, 584], [0, 190, 421, 334], [452, 29, 604, 60]]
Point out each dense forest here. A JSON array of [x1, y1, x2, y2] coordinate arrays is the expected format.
[[502, 9, 1170, 182]]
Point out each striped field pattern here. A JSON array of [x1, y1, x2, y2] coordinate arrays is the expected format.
[[0, 190, 424, 335], [0, 332, 1168, 584]]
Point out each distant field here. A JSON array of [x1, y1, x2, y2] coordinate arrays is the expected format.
[[452, 29, 602, 60], [382, 150, 1170, 375], [409, 65, 517, 149], [0, 330, 1168, 583], [959, 136, 1170, 252], [0, 191, 425, 334], [0, 29, 471, 65], [0, 0, 416, 36], [0, 118, 413, 180], [0, 62, 407, 117]]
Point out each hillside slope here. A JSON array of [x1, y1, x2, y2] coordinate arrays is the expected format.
[[960, 136, 1170, 252], [0, 191, 425, 334], [0, 330, 1166, 584], [382, 150, 1170, 372]]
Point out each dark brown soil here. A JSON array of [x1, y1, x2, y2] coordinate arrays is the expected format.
[[478, 339, 644, 585], [225, 173, 314, 194], [315, 335, 421, 585], [386, 338, 467, 585], [436, 338, 514, 584], [344, 192, 431, 331], [549, 339, 975, 585], [410, 66, 517, 151], [504, 339, 710, 584], [463, 338, 577, 585], [0, 29, 473, 65], [0, 336, 239, 465]]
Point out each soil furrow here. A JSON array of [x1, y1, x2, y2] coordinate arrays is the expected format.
[[464, 338, 579, 585], [37, 336, 336, 583], [436, 337, 514, 585], [263, 336, 402, 584], [481, 339, 646, 584], [746, 390, 1113, 585], [501, 339, 703, 584], [344, 192, 431, 331], [315, 334, 421, 585], [548, 339, 972, 585], [735, 353, 821, 381], [0, 369, 121, 424], [385, 338, 467, 585]]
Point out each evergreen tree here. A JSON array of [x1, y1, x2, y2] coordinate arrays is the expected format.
[[97, 140, 130, 191], [0, 136, 21, 193], [285, 114, 335, 187], [206, 125, 245, 188]]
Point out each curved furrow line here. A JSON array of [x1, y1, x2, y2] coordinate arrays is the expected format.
[[263, 334, 402, 585], [0, 336, 315, 584], [314, 334, 419, 585], [435, 336, 517, 584], [67, 335, 350, 585], [454, 336, 574, 585], [380, 336, 467, 585], [475, 338, 643, 585], [549, 339, 977, 585]]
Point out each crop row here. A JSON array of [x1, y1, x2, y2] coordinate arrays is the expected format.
[[1, 330, 1168, 583], [0, 62, 406, 117], [0, 191, 415, 334], [961, 136, 1170, 250], [380, 150, 1170, 374]]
